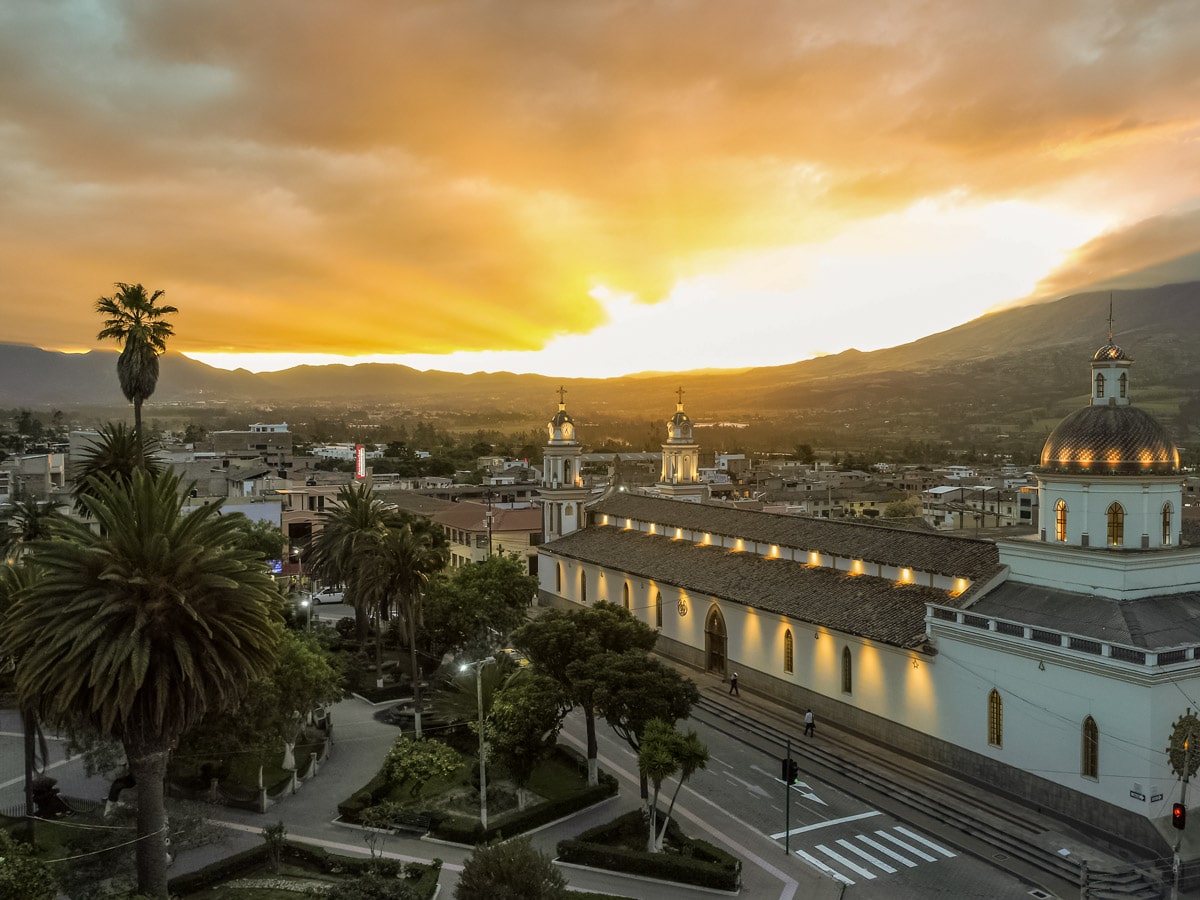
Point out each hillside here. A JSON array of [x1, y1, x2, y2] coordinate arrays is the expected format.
[[4, 281, 1200, 450]]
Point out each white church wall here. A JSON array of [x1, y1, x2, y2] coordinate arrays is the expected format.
[[1001, 540, 1200, 600]]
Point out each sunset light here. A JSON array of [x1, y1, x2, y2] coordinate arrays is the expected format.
[[3, 2, 1199, 378]]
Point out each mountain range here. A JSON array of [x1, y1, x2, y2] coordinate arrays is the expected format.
[[4, 281, 1200, 449]]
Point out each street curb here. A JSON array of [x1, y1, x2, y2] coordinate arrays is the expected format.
[[553, 859, 741, 896]]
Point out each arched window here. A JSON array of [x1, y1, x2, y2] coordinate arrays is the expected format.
[[1055, 499, 1067, 542], [1119, 372, 1127, 398], [1094, 372, 1105, 398], [1082, 716, 1099, 779], [655, 591, 662, 629], [579, 571, 587, 603], [841, 647, 852, 694], [1163, 503, 1173, 545], [988, 689, 1003, 747], [784, 629, 794, 675], [622, 582, 630, 611], [556, 563, 562, 593], [1106, 503, 1125, 547]]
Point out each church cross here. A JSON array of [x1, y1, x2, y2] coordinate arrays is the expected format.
[[676, 385, 685, 406], [1107, 295, 1113, 343], [557, 385, 567, 405]]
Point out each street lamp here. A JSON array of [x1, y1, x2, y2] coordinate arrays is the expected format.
[[299, 598, 312, 631], [460, 656, 496, 830]]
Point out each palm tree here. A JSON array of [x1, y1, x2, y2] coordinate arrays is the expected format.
[[359, 520, 448, 735], [1, 470, 282, 898], [309, 483, 398, 642], [70, 422, 164, 514], [95, 282, 178, 440]]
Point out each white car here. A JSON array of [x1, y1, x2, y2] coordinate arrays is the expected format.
[[313, 586, 345, 605]]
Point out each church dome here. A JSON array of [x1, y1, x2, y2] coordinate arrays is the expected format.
[[1040, 405, 1179, 475], [1092, 341, 1129, 362]]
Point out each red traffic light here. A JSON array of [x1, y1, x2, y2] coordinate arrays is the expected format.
[[1173, 803, 1187, 830]]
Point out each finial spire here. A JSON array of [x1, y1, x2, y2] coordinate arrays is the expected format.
[[1108, 294, 1113, 344], [675, 385, 685, 409], [557, 385, 567, 407]]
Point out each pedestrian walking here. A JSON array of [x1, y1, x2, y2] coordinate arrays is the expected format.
[[804, 708, 815, 737], [729, 672, 740, 696]]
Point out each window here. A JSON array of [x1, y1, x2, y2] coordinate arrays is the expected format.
[[622, 582, 631, 611], [1106, 503, 1125, 547], [1119, 372, 1127, 398], [1055, 499, 1067, 542], [1094, 372, 1105, 398], [556, 563, 562, 593], [655, 592, 663, 628], [841, 647, 852, 694], [784, 629, 794, 675], [1163, 503, 1173, 545], [1082, 716, 1099, 779], [579, 571, 587, 603], [988, 689, 1003, 747]]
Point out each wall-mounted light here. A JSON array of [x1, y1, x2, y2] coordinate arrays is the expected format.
[[814, 631, 820, 640], [1038, 660, 1046, 671], [912, 658, 920, 669]]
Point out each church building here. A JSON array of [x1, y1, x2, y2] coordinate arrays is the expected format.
[[535, 336, 1200, 857]]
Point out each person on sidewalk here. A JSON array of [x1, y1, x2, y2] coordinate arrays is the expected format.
[[729, 672, 740, 696], [804, 708, 815, 737]]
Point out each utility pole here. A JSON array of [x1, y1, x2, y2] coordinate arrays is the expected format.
[[784, 737, 792, 856]]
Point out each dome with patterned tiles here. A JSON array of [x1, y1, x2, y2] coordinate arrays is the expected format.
[[1092, 340, 1129, 362], [1040, 405, 1179, 475]]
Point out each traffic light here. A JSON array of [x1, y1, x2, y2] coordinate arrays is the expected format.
[[781, 757, 799, 785], [1174, 803, 1187, 830]]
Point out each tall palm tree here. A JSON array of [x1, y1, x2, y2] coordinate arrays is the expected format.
[[309, 482, 400, 642], [359, 520, 448, 735], [95, 282, 178, 440], [1, 470, 282, 899], [70, 422, 164, 514]]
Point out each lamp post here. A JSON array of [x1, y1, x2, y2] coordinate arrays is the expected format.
[[300, 598, 312, 631], [460, 656, 496, 830]]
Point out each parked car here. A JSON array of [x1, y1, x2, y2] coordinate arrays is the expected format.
[[313, 585, 345, 605]]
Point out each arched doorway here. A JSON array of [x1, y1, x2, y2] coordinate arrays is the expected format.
[[705, 605, 727, 675]]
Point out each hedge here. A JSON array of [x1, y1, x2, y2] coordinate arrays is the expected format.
[[168, 841, 441, 897], [557, 810, 740, 892]]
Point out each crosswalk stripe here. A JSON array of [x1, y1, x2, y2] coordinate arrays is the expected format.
[[816, 843, 878, 879], [857, 833, 917, 867], [794, 847, 855, 885], [875, 829, 937, 862], [895, 825, 957, 858], [837, 838, 896, 873]]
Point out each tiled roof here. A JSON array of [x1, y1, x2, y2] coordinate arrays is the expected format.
[[589, 493, 999, 579], [433, 502, 541, 533], [546, 526, 948, 647], [966, 583, 1200, 650]]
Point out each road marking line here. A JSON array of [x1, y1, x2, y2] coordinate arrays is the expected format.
[[770, 809, 880, 839], [794, 848, 854, 885], [816, 843, 877, 879], [895, 825, 956, 858], [725, 772, 771, 798], [0, 756, 75, 791], [837, 838, 896, 873], [857, 834, 917, 867], [876, 829, 937, 862]]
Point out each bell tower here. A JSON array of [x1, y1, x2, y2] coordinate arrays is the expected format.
[[656, 387, 708, 503], [542, 387, 591, 540]]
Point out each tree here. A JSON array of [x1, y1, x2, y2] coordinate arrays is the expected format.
[[487, 673, 569, 810], [594, 651, 700, 802], [883, 494, 923, 518], [356, 517, 448, 735], [424, 553, 535, 658], [70, 423, 165, 514], [381, 736, 462, 797], [2, 469, 283, 899], [310, 483, 399, 642], [95, 282, 178, 440], [454, 837, 568, 900], [638, 719, 709, 851], [513, 601, 657, 785], [0, 829, 57, 900], [226, 514, 286, 563]]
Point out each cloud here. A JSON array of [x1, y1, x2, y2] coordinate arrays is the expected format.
[[3, 1, 1200, 372]]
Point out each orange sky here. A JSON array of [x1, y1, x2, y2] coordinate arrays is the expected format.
[[3, 1, 1200, 377]]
